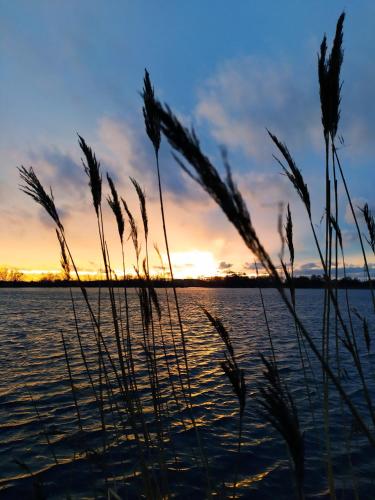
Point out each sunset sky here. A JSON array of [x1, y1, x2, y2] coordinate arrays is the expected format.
[[1, 1, 375, 279]]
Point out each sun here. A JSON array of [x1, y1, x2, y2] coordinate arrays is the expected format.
[[167, 250, 218, 279]]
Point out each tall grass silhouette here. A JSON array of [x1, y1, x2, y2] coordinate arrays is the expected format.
[[16, 11, 375, 499]]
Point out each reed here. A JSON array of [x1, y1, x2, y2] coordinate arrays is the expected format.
[[15, 11, 375, 500], [150, 11, 375, 494], [258, 355, 304, 500], [360, 203, 375, 255], [142, 69, 213, 493]]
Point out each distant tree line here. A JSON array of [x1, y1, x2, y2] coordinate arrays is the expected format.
[[0, 267, 24, 282], [0, 271, 373, 289]]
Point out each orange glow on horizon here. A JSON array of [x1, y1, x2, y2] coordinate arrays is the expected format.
[[168, 250, 218, 279], [3, 249, 228, 280]]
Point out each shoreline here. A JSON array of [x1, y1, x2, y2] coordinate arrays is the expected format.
[[0, 276, 373, 290]]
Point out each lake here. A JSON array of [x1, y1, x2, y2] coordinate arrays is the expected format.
[[0, 287, 374, 499]]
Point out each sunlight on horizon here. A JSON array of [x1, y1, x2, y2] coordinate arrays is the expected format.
[[12, 250, 220, 280], [168, 250, 218, 279]]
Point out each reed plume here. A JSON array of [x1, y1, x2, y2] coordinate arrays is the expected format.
[[107, 174, 125, 243], [360, 203, 375, 255], [353, 310, 371, 353], [221, 358, 246, 418], [258, 354, 304, 499], [131, 177, 148, 240], [267, 131, 311, 217], [203, 307, 245, 498], [277, 201, 285, 260], [203, 308, 233, 355], [56, 229, 71, 280], [142, 69, 161, 154], [122, 197, 141, 265], [318, 12, 345, 140], [285, 204, 294, 267], [203, 309, 245, 415], [78, 134, 102, 216], [18, 166, 63, 231]]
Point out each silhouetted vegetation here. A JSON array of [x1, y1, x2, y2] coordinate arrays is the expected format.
[[1, 274, 374, 289], [8, 11, 375, 499]]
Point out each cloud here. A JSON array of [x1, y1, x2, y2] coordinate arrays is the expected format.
[[340, 59, 375, 158], [294, 262, 375, 278], [218, 261, 232, 270], [23, 147, 89, 224], [299, 262, 319, 270], [97, 116, 205, 201], [243, 262, 261, 271], [241, 259, 375, 279], [342, 229, 359, 246], [240, 171, 292, 208], [5, 45, 375, 273], [97, 117, 140, 179], [195, 52, 375, 165], [42, 148, 82, 185], [28, 147, 85, 194], [190, 52, 375, 266], [22, 116, 205, 211], [0, 207, 31, 237], [195, 56, 321, 160]]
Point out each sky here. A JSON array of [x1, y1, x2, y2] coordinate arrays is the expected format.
[[1, 1, 375, 279]]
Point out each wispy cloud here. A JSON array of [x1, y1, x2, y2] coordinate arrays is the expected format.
[[218, 261, 233, 270], [195, 56, 321, 160], [294, 262, 375, 278], [196, 52, 375, 164]]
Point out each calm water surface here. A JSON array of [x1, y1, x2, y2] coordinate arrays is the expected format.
[[0, 287, 374, 499]]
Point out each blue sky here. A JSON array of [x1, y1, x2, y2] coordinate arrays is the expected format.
[[1, 1, 374, 277]]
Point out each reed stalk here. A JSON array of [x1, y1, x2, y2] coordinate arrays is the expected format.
[[15, 11, 375, 498], [61, 332, 83, 433], [142, 69, 212, 493], [155, 91, 375, 449]]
